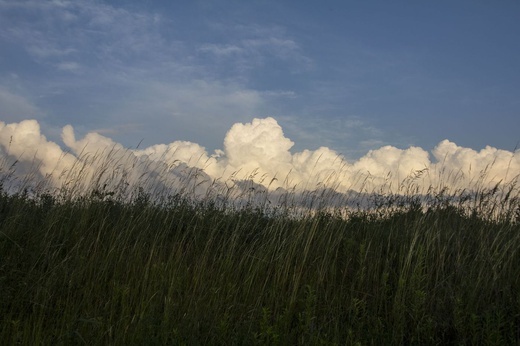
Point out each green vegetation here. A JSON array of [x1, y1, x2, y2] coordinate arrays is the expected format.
[[1, 176, 520, 345]]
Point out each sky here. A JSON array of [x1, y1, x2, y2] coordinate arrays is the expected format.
[[0, 0, 519, 197]]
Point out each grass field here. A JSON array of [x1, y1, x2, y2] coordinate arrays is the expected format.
[[1, 164, 520, 345]]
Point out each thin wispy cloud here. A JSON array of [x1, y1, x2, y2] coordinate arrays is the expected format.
[[0, 86, 43, 121]]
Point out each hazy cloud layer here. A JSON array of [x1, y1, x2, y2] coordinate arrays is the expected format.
[[1, 118, 518, 201], [0, 86, 43, 121]]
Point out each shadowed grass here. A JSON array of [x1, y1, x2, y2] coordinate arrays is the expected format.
[[1, 175, 519, 345]]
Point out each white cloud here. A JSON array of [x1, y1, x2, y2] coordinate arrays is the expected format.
[[431, 140, 520, 187], [197, 24, 312, 73], [0, 0, 166, 69], [261, 90, 297, 99], [56, 61, 81, 71], [224, 117, 294, 171], [199, 44, 244, 56], [242, 37, 300, 57], [1, 118, 518, 202], [118, 78, 264, 127], [27, 46, 76, 59], [0, 119, 75, 181]]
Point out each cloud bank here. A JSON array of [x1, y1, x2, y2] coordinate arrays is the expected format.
[[1, 118, 519, 203]]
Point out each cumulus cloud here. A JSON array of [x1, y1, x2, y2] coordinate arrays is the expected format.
[[0, 118, 519, 203], [225, 117, 293, 169], [0, 120, 75, 182], [430, 140, 520, 189]]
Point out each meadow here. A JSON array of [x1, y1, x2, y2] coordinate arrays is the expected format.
[[1, 158, 520, 345]]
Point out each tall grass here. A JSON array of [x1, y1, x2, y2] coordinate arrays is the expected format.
[[1, 154, 519, 345]]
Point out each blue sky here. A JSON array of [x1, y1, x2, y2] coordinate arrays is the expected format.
[[1, 0, 519, 160]]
